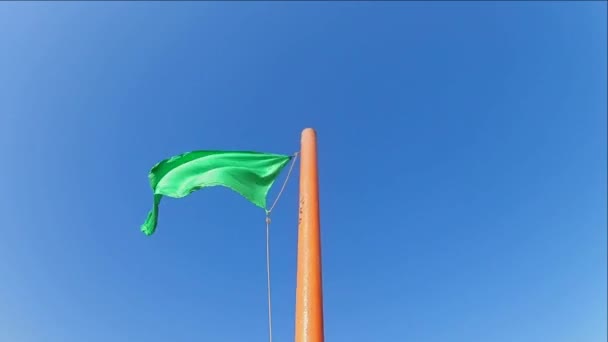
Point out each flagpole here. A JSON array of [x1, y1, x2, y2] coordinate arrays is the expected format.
[[295, 128, 325, 342]]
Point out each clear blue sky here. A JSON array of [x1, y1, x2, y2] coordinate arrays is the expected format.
[[0, 2, 605, 342]]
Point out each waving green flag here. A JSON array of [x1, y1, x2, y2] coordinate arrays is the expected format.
[[141, 150, 292, 236]]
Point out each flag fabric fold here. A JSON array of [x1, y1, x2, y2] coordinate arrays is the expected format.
[[141, 150, 292, 236]]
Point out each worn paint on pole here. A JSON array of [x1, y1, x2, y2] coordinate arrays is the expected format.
[[295, 128, 325, 342]]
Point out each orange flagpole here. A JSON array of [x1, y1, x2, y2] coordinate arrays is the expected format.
[[295, 128, 325, 342]]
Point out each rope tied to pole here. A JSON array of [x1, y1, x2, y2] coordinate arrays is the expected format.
[[265, 151, 299, 342]]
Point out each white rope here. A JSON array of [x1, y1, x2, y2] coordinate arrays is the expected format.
[[264, 152, 299, 342], [267, 152, 299, 214], [265, 216, 274, 342]]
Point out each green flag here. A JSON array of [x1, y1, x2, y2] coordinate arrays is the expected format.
[[141, 150, 292, 236]]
